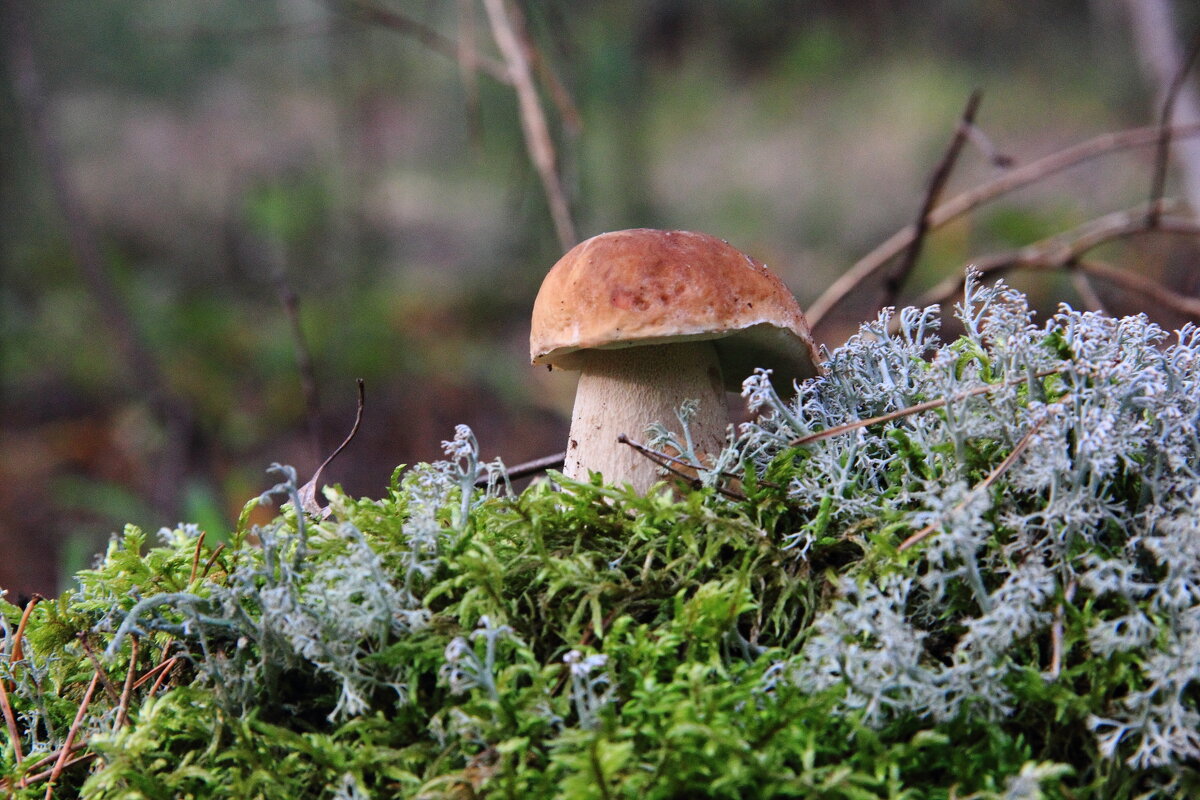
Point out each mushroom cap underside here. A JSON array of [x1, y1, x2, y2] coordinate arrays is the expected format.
[[530, 228, 820, 390]]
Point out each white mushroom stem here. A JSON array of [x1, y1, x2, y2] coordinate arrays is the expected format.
[[563, 340, 728, 492]]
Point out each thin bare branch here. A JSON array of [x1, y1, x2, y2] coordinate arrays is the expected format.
[[807, 121, 1200, 331], [474, 450, 565, 487], [1125, 0, 1200, 211], [1149, 30, 1200, 226], [115, 636, 139, 730], [909, 204, 1200, 315], [77, 635, 121, 707], [482, 0, 577, 250], [337, 0, 511, 84], [10, 594, 42, 665], [787, 369, 1062, 449], [884, 89, 983, 308]]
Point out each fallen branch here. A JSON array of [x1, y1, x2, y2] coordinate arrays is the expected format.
[[807, 121, 1200, 331], [616, 434, 745, 500], [909, 204, 1200, 316], [474, 450, 564, 487], [41, 670, 99, 798]]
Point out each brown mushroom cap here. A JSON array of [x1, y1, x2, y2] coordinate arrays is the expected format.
[[530, 228, 821, 389]]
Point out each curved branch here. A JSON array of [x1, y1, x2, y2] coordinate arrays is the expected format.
[[808, 121, 1200, 330]]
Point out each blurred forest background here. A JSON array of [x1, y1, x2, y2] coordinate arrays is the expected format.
[[2, 0, 1199, 596]]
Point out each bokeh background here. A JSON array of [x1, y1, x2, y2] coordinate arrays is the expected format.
[[2, 0, 1199, 596]]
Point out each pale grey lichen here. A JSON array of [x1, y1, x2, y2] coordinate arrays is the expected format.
[[739, 271, 1200, 770]]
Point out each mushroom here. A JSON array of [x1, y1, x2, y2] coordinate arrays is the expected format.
[[530, 228, 820, 492]]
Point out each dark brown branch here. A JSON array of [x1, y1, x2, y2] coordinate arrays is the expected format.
[[788, 369, 1062, 449], [1149, 30, 1200, 227], [884, 89, 983, 308], [616, 435, 745, 500], [474, 450, 565, 487], [898, 417, 1045, 552], [909, 204, 1200, 315], [807, 121, 1200, 331]]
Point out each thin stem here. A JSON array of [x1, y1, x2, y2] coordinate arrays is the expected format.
[[898, 419, 1046, 552]]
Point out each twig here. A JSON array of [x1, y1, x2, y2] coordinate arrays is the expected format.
[[1148, 30, 1200, 227], [145, 657, 180, 697], [1049, 580, 1077, 679], [10, 594, 43, 665], [908, 205, 1200, 315], [898, 419, 1045, 552], [616, 434, 745, 500], [806, 121, 1200, 331], [42, 670, 99, 799], [884, 89, 983, 308], [298, 378, 366, 515], [474, 450, 565, 487], [336, 0, 511, 84], [9, 753, 95, 791], [115, 636, 139, 730], [964, 121, 1014, 168], [0, 673, 22, 766], [188, 530, 207, 584], [1126, 0, 1200, 211], [132, 656, 181, 692], [202, 543, 227, 579], [482, 0, 577, 250], [77, 635, 121, 707], [787, 369, 1062, 448]]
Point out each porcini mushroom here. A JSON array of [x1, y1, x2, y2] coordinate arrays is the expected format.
[[530, 228, 820, 492]]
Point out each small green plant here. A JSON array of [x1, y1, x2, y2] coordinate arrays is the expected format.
[[3, 274, 1199, 798]]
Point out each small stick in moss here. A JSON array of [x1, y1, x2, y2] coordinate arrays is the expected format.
[[42, 670, 99, 799], [898, 419, 1045, 552], [115, 636, 139, 730], [789, 368, 1062, 448], [188, 530, 207, 584], [10, 594, 43, 665], [77, 634, 121, 707], [0, 671, 22, 765], [617, 434, 746, 500]]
